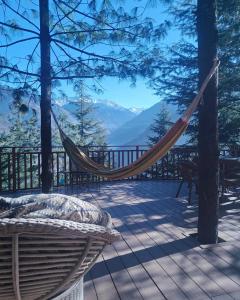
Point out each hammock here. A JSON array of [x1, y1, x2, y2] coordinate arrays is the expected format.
[[52, 60, 219, 180]]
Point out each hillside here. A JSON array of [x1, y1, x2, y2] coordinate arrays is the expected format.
[[108, 100, 188, 145], [0, 87, 140, 139], [62, 99, 138, 135]]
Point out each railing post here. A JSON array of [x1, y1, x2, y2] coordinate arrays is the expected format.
[[12, 147, 16, 192], [136, 146, 139, 179], [136, 145, 139, 160], [0, 147, 2, 192]]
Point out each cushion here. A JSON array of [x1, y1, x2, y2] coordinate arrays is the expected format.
[[0, 193, 111, 228]]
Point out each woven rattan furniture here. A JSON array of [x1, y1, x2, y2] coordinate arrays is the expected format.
[[0, 195, 119, 300]]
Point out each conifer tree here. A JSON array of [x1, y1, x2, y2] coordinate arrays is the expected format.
[[148, 106, 171, 145], [0, 0, 169, 191], [151, 0, 240, 144], [69, 82, 106, 147]]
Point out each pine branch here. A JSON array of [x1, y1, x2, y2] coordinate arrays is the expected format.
[[51, 25, 139, 37], [50, 0, 82, 33], [52, 0, 86, 34], [0, 65, 39, 77], [52, 74, 96, 80], [0, 21, 39, 35], [59, 1, 143, 38], [52, 38, 131, 66], [25, 41, 40, 82], [0, 36, 39, 48], [53, 41, 77, 62], [1, 0, 39, 30]]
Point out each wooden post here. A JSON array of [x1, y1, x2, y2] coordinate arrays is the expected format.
[[0, 147, 2, 192], [12, 147, 16, 192], [197, 0, 219, 244], [39, 0, 52, 192]]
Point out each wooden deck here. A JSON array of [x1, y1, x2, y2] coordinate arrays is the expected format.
[[68, 180, 240, 300]]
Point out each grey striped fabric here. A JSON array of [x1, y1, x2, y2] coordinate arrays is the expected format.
[[0, 193, 111, 228]]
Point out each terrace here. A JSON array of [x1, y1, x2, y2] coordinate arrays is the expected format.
[[80, 180, 240, 300], [1, 146, 240, 300]]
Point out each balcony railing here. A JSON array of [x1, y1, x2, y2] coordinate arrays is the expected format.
[[0, 144, 238, 192]]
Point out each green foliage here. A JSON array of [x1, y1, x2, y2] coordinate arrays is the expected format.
[[0, 0, 169, 92], [151, 0, 240, 144], [0, 108, 39, 147], [148, 105, 171, 145], [68, 84, 106, 146]]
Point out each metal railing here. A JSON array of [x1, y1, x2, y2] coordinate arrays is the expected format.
[[0, 144, 238, 192]]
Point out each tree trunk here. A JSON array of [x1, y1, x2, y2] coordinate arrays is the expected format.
[[197, 0, 219, 244], [39, 0, 52, 193]]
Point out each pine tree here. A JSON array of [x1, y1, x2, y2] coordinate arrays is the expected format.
[[69, 83, 106, 147], [0, 87, 40, 147], [151, 0, 240, 145], [0, 0, 169, 191], [1, 107, 39, 147], [148, 106, 171, 145]]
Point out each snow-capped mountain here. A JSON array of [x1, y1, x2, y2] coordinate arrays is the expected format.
[[62, 99, 138, 135], [0, 87, 139, 138], [0, 86, 188, 146], [108, 100, 188, 146]]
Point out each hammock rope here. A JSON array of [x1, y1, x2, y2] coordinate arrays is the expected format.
[[52, 60, 220, 180]]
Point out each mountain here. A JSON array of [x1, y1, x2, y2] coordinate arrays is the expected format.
[[62, 99, 137, 135], [0, 86, 74, 134], [0, 87, 139, 140], [108, 100, 188, 146], [0, 86, 187, 147]]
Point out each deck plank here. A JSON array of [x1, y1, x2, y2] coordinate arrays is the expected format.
[[69, 181, 240, 300]]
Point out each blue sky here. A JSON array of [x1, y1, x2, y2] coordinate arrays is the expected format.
[[0, 1, 180, 110], [61, 2, 180, 109]]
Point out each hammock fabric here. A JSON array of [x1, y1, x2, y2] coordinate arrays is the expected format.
[[52, 60, 219, 180]]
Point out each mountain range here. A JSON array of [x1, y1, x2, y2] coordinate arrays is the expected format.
[[0, 86, 188, 146], [62, 99, 139, 135], [107, 100, 188, 145]]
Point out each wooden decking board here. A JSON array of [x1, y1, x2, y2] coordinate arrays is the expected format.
[[104, 212, 166, 299], [108, 233, 164, 299], [135, 186, 240, 295], [101, 245, 144, 300], [111, 192, 223, 299], [90, 254, 121, 300], [97, 182, 238, 298], [59, 181, 239, 300], [95, 191, 211, 300], [229, 290, 240, 299], [91, 200, 163, 299], [84, 273, 98, 300], [111, 214, 185, 300]]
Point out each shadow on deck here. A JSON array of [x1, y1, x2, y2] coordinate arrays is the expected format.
[[3, 180, 240, 299], [63, 180, 240, 300]]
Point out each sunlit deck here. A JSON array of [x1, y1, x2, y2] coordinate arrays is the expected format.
[[3, 180, 240, 300], [69, 180, 240, 300]]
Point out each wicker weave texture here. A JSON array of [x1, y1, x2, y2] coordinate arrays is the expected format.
[[0, 218, 119, 300]]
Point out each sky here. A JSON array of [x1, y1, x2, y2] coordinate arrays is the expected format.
[[0, 1, 180, 110], [60, 2, 180, 109]]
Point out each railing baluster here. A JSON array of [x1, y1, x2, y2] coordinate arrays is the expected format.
[[0, 148, 2, 192], [24, 153, 27, 189], [1, 145, 233, 192], [38, 152, 41, 188], [8, 152, 11, 191], [30, 153, 33, 189]]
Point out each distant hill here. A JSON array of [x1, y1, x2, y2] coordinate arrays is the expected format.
[[108, 100, 188, 146], [0, 87, 140, 139], [0, 86, 188, 146], [0, 86, 75, 134], [62, 99, 138, 135]]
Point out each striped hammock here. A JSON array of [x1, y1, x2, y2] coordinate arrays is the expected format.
[[52, 60, 219, 180]]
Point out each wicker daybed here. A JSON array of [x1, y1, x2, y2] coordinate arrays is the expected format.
[[0, 194, 120, 300]]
